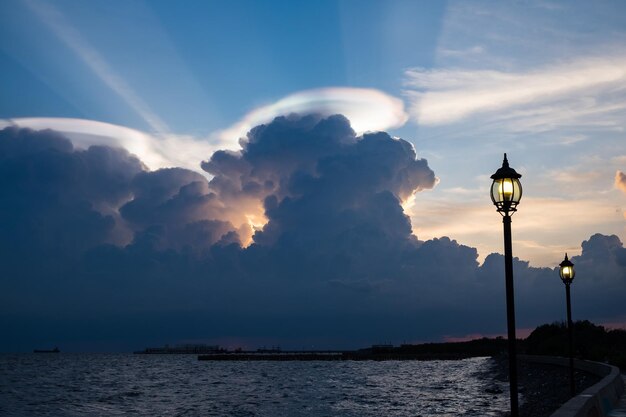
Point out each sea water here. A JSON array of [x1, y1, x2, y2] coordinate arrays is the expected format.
[[0, 354, 509, 416]]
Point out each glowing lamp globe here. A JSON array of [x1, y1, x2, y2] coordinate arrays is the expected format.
[[559, 253, 575, 284], [490, 153, 522, 215]]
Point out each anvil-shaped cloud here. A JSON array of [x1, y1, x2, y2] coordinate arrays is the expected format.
[[0, 117, 215, 174], [0, 87, 408, 177], [213, 87, 408, 148]]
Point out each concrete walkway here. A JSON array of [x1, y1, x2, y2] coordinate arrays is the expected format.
[[531, 356, 624, 417], [607, 376, 626, 417]]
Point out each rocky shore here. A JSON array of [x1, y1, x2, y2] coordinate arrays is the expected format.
[[488, 355, 602, 417]]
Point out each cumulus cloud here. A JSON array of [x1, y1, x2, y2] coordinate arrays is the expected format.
[[204, 114, 435, 246], [1, 118, 625, 351], [120, 169, 241, 251]]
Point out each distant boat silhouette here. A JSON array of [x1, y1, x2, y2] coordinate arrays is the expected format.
[[33, 347, 60, 353]]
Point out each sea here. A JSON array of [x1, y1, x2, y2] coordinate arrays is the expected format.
[[0, 354, 509, 416]]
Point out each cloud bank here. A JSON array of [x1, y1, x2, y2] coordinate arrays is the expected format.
[[1, 116, 625, 351]]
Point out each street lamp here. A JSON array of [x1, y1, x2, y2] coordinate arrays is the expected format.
[[490, 153, 522, 417], [559, 253, 576, 397]]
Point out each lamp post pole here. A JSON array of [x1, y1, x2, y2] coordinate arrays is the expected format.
[[566, 282, 574, 396], [559, 253, 576, 397], [503, 213, 519, 416], [490, 153, 523, 417]]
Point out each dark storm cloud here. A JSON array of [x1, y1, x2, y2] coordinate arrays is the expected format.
[[0, 127, 142, 258], [0, 126, 238, 257], [565, 234, 626, 319], [1, 118, 625, 352]]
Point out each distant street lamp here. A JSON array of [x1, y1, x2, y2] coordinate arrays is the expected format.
[[559, 253, 576, 397], [490, 153, 522, 417]]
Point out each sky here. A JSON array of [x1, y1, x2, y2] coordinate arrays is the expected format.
[[0, 0, 625, 352]]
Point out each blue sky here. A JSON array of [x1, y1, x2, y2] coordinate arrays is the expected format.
[[1, 0, 626, 350], [0, 1, 443, 132]]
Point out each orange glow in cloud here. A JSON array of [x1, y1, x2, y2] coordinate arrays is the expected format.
[[616, 170, 626, 194], [405, 184, 626, 267], [242, 213, 268, 247]]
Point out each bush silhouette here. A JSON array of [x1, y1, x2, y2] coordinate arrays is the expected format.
[[525, 320, 626, 370]]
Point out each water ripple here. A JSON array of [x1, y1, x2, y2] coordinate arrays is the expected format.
[[0, 354, 508, 416]]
